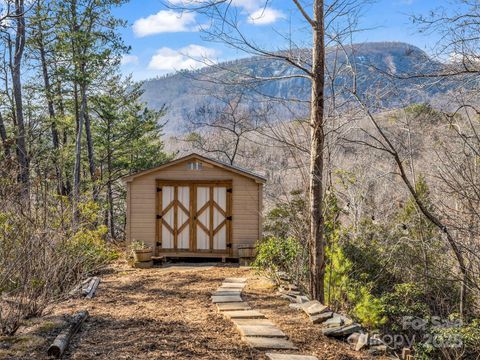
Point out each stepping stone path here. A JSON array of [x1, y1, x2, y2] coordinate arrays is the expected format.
[[223, 310, 266, 319], [212, 277, 318, 359], [266, 354, 319, 360], [216, 302, 251, 311], [278, 277, 381, 354]]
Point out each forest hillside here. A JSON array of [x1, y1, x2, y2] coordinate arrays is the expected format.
[[0, 1, 479, 359]]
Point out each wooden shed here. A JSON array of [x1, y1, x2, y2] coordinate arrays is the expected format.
[[122, 153, 266, 259]]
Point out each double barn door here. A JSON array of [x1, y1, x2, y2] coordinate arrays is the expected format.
[[156, 181, 232, 253]]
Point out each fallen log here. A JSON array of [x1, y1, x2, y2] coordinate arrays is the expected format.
[[81, 277, 99, 297], [85, 277, 100, 299], [69, 277, 92, 297], [47, 310, 89, 358]]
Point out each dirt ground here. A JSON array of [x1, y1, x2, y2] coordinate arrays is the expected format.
[[0, 261, 378, 360]]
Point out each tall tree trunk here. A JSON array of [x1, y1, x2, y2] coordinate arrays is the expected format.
[[12, 0, 29, 199], [83, 95, 97, 194], [6, 37, 17, 128], [37, 21, 67, 196], [0, 112, 9, 156], [107, 179, 115, 240], [308, 0, 326, 302], [79, 80, 98, 200], [73, 73, 87, 218], [106, 119, 115, 240], [52, 59, 72, 194], [72, 0, 82, 216]]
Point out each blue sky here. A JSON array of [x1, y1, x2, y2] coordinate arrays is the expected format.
[[114, 0, 454, 80]]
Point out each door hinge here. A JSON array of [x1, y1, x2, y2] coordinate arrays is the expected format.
[[156, 241, 162, 247], [157, 187, 162, 192], [226, 216, 232, 221], [226, 188, 232, 193], [156, 214, 162, 219]]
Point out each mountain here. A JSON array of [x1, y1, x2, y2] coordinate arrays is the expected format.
[[140, 42, 447, 134]]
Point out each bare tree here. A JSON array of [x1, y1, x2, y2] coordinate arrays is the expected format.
[[11, 0, 29, 199], [184, 91, 265, 165], [30, 0, 66, 196], [348, 88, 473, 315], [168, 0, 368, 302]]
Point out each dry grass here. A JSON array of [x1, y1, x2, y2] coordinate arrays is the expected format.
[[0, 261, 381, 359]]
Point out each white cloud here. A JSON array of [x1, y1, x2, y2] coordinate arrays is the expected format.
[[132, 10, 196, 37], [167, 0, 204, 4], [120, 54, 139, 65], [166, 0, 284, 25], [247, 7, 285, 25], [148, 45, 218, 72], [168, 0, 256, 10], [231, 0, 258, 12]]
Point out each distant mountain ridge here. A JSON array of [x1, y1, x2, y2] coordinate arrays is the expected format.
[[140, 42, 447, 134]]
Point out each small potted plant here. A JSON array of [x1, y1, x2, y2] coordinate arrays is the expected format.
[[131, 240, 152, 262]]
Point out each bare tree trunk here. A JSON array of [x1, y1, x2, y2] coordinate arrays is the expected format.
[[83, 98, 97, 198], [107, 179, 115, 240], [355, 95, 470, 317], [106, 118, 115, 240], [37, 21, 66, 196], [0, 112, 9, 156], [73, 80, 86, 218], [12, 0, 29, 199], [308, 0, 326, 302], [393, 150, 469, 316]]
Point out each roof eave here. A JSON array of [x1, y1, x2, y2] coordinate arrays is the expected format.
[[121, 153, 267, 184]]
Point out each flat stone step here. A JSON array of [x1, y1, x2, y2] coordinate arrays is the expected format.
[[322, 313, 352, 328], [310, 311, 333, 324], [243, 336, 298, 350], [218, 286, 245, 291], [301, 301, 329, 316], [216, 302, 251, 311], [223, 310, 266, 319], [280, 294, 297, 302], [237, 325, 286, 338], [232, 318, 276, 326], [220, 283, 246, 289], [224, 277, 247, 283], [289, 303, 304, 310], [218, 288, 245, 293], [266, 353, 318, 360], [322, 323, 362, 337], [212, 290, 242, 296], [296, 295, 310, 303], [211, 295, 243, 303]]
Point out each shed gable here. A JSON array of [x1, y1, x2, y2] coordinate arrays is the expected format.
[[122, 153, 266, 184]]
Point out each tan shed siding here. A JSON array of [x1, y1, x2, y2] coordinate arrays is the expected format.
[[126, 182, 132, 244], [258, 183, 263, 240], [127, 160, 261, 256]]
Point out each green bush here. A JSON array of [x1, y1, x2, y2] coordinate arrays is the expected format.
[[67, 225, 119, 274], [263, 190, 308, 242], [351, 286, 387, 329], [380, 282, 431, 333], [414, 319, 480, 360], [252, 236, 304, 284], [325, 236, 387, 329]]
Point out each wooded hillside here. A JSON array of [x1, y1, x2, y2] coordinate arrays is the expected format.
[[1, 0, 479, 358]]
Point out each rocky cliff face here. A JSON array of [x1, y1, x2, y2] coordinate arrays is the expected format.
[[141, 42, 447, 134]]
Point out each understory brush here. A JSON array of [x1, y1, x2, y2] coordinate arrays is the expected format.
[[0, 190, 117, 335], [254, 183, 479, 356]]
